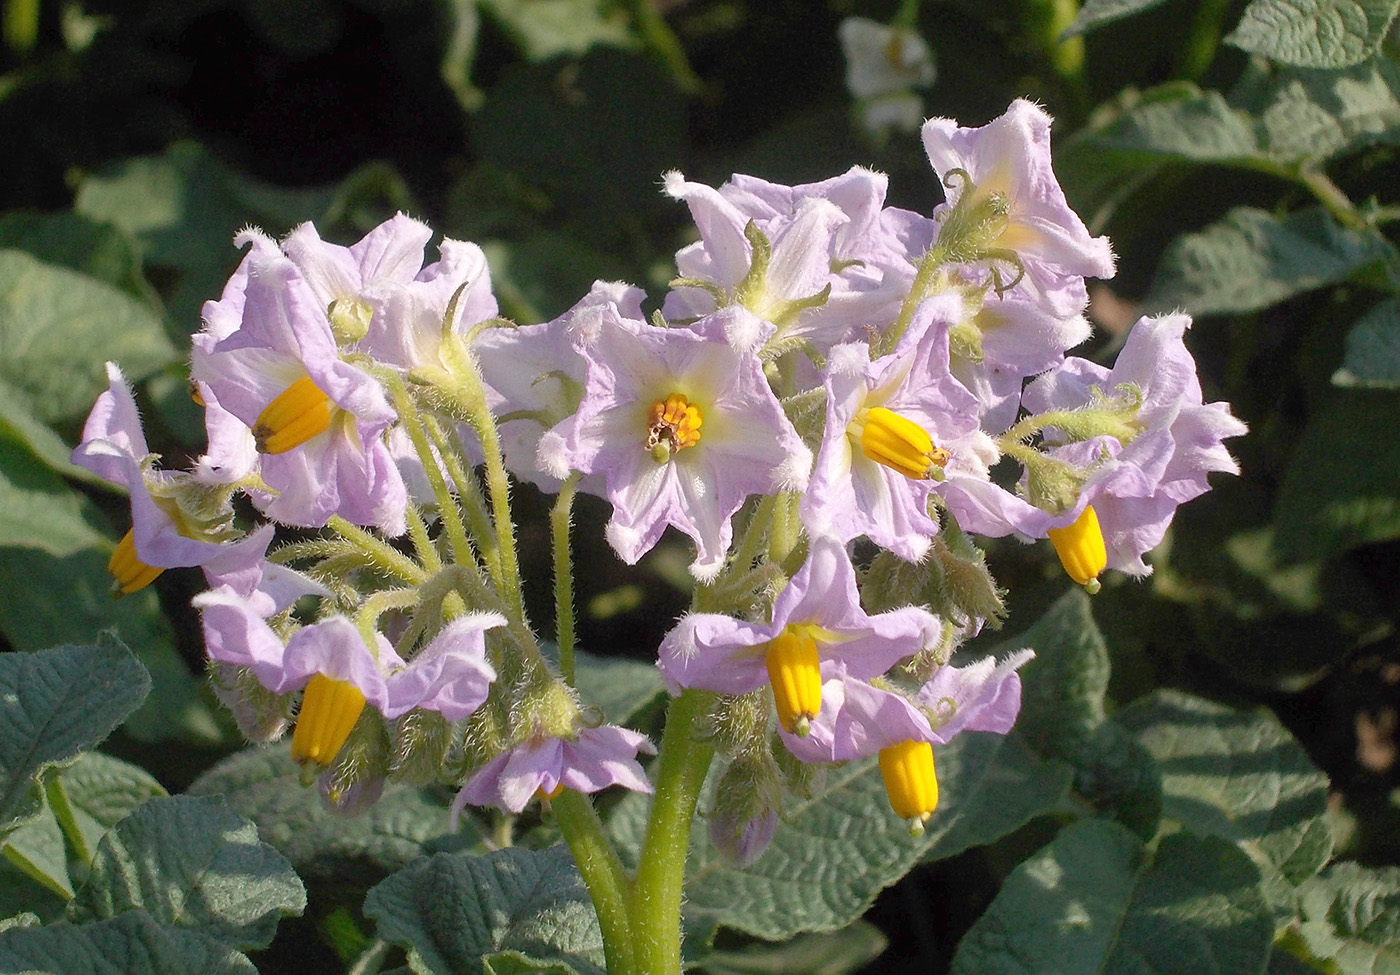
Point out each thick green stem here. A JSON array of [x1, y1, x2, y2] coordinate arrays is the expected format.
[[551, 473, 581, 685], [628, 689, 717, 975], [553, 790, 637, 975]]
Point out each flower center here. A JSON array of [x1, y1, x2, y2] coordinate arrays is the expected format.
[[878, 739, 938, 836], [254, 374, 335, 454], [765, 626, 822, 736], [646, 392, 703, 462], [107, 528, 164, 595], [291, 673, 367, 766], [1047, 504, 1107, 594], [851, 406, 949, 479]]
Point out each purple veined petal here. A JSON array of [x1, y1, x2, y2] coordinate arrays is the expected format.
[[347, 213, 433, 286], [916, 649, 1032, 743], [194, 587, 291, 690], [276, 617, 391, 709], [192, 382, 259, 485], [781, 665, 930, 763], [381, 613, 503, 720], [656, 613, 773, 695], [498, 738, 567, 813], [71, 363, 150, 486], [559, 726, 656, 796]]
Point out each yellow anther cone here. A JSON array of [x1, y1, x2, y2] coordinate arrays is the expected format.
[[765, 628, 822, 735], [291, 673, 367, 766], [879, 740, 938, 834], [108, 528, 164, 594], [1047, 504, 1107, 594], [857, 407, 949, 479], [254, 374, 335, 454]]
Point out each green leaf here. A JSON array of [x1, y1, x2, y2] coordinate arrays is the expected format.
[[0, 637, 150, 841], [1117, 690, 1333, 906], [363, 845, 606, 975], [3, 794, 75, 900], [571, 651, 664, 728], [477, 0, 633, 60], [0, 377, 111, 487], [73, 142, 346, 334], [606, 730, 1069, 947], [1296, 862, 1400, 974], [1146, 207, 1396, 316], [1254, 59, 1400, 162], [0, 249, 177, 424], [1064, 0, 1173, 34], [1272, 390, 1400, 560], [0, 547, 221, 745], [187, 746, 485, 885], [1226, 0, 1400, 68], [69, 795, 304, 951], [949, 819, 1276, 974], [698, 921, 887, 975], [0, 211, 160, 308], [994, 589, 1108, 759], [1334, 298, 1400, 388], [1071, 85, 1264, 165], [53, 752, 166, 864], [0, 435, 108, 556], [0, 910, 258, 974]]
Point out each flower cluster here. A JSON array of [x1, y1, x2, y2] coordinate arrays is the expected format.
[[74, 101, 1243, 853]]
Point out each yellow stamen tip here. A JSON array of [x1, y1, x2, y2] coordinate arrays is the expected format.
[[254, 374, 335, 454], [766, 627, 822, 735], [645, 392, 703, 458], [107, 528, 164, 595], [291, 673, 367, 767], [879, 740, 938, 824], [1047, 505, 1107, 591], [855, 406, 950, 479]]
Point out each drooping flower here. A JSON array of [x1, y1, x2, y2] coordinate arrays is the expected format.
[[921, 99, 1115, 317], [195, 588, 500, 765], [192, 229, 407, 534], [658, 535, 939, 734], [801, 294, 983, 561], [538, 304, 811, 579], [451, 724, 655, 816]]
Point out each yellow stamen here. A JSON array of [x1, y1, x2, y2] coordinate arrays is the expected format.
[[879, 740, 938, 835], [291, 673, 367, 766], [536, 782, 566, 801], [854, 406, 950, 479], [765, 627, 822, 736], [253, 374, 335, 454], [1047, 504, 1107, 594], [646, 392, 703, 461], [107, 528, 164, 595]]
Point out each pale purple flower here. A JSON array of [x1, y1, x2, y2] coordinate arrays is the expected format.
[[192, 229, 407, 534], [452, 725, 655, 816], [537, 305, 811, 580], [921, 100, 1115, 316], [193, 588, 499, 719], [782, 650, 1033, 763], [663, 169, 905, 353], [801, 294, 982, 561], [657, 535, 939, 694]]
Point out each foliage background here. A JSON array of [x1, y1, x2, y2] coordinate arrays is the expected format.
[[0, 0, 1398, 973]]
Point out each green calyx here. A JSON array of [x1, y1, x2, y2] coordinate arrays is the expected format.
[[1005, 382, 1145, 446], [935, 169, 1012, 264]]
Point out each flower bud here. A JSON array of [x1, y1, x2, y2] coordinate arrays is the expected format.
[[709, 752, 783, 866]]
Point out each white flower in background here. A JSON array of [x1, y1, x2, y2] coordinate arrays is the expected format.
[[838, 16, 935, 135]]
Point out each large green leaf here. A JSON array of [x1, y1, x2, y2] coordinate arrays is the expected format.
[[1116, 690, 1333, 907], [2, 792, 75, 900], [0, 435, 108, 556], [1296, 862, 1400, 974], [949, 819, 1275, 974], [50, 751, 166, 864], [1254, 58, 1400, 162], [0, 637, 150, 841], [477, 0, 634, 60], [0, 249, 176, 424], [364, 845, 606, 975], [68, 795, 305, 951], [1272, 390, 1400, 561], [1334, 298, 1400, 388], [571, 651, 664, 729], [0, 546, 221, 745], [0, 377, 110, 487], [606, 730, 1069, 947], [0, 211, 159, 309], [0, 909, 258, 975], [187, 746, 485, 885], [1226, 0, 1400, 68], [1145, 207, 1396, 316]]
